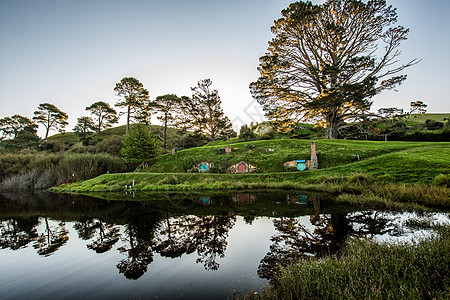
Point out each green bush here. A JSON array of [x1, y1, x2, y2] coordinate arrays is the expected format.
[[238, 125, 256, 141], [121, 123, 161, 163], [157, 175, 179, 185], [433, 174, 450, 187], [96, 135, 123, 157]]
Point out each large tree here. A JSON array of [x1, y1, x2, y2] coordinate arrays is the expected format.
[[86, 101, 118, 132], [33, 103, 69, 139], [0, 115, 37, 140], [250, 0, 417, 139], [177, 79, 234, 140], [154, 94, 180, 150], [114, 77, 151, 135]]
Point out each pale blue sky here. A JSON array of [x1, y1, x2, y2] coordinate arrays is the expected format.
[[1, 0, 449, 137]]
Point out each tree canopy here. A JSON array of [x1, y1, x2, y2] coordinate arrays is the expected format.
[[73, 116, 96, 140], [33, 103, 69, 139], [114, 77, 151, 135], [86, 101, 118, 132], [176, 79, 234, 140], [121, 123, 161, 163], [0, 115, 37, 140], [250, 0, 417, 139]]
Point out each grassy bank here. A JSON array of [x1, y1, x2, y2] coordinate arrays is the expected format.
[[52, 140, 449, 209], [247, 226, 450, 300]]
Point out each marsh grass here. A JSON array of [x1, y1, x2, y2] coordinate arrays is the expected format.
[[248, 226, 450, 300], [0, 153, 125, 190], [337, 183, 449, 210]]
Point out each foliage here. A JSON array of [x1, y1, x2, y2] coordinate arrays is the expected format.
[[377, 107, 406, 119], [172, 130, 210, 150], [96, 135, 124, 157], [425, 119, 444, 130], [176, 79, 234, 139], [0, 114, 40, 150], [0, 114, 37, 140], [433, 174, 450, 188], [73, 116, 96, 140], [33, 103, 69, 139], [86, 101, 118, 132], [238, 125, 256, 141], [0, 152, 125, 190], [121, 123, 161, 163], [250, 0, 417, 139], [114, 77, 151, 135], [409, 100, 427, 115], [154, 94, 181, 150]]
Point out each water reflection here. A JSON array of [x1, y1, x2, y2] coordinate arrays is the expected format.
[[0, 190, 447, 293], [33, 217, 69, 257], [0, 216, 38, 250]]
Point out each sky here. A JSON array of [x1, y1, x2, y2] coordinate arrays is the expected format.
[[1, 0, 449, 137]]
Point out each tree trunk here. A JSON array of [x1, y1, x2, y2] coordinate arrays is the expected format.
[[325, 122, 338, 139], [126, 106, 131, 135], [163, 113, 167, 150]]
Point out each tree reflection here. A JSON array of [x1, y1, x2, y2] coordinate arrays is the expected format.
[[0, 217, 39, 250], [258, 197, 395, 280], [73, 217, 97, 240], [116, 210, 159, 280], [87, 221, 120, 254], [33, 217, 69, 257], [191, 215, 235, 271], [74, 217, 120, 254], [153, 214, 236, 271], [153, 213, 196, 258], [117, 226, 153, 280]]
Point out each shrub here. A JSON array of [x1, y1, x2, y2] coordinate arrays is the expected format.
[[425, 119, 444, 130], [96, 135, 124, 157], [0, 152, 126, 190], [346, 172, 374, 184], [157, 175, 179, 185], [238, 125, 256, 141], [433, 174, 450, 187], [121, 123, 161, 163]]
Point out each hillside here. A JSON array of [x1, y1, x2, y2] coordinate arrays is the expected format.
[[46, 124, 185, 151], [144, 139, 443, 175], [408, 113, 449, 123], [53, 139, 450, 194]]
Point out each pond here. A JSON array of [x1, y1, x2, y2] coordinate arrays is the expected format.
[[0, 191, 448, 300]]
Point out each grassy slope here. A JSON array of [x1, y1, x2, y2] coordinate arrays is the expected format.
[[409, 113, 449, 123], [47, 124, 184, 150], [52, 140, 449, 196], [145, 139, 432, 173]]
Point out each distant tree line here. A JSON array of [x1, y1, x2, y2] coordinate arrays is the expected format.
[[0, 77, 235, 156]]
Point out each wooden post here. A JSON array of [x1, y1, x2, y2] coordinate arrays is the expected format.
[[310, 141, 318, 170]]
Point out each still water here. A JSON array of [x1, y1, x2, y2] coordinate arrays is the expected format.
[[0, 191, 448, 300]]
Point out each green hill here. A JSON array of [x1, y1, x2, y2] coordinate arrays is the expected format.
[[409, 113, 449, 123], [54, 139, 449, 192], [144, 139, 441, 174], [46, 124, 185, 151]]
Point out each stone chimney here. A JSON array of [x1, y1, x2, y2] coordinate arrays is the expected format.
[[310, 141, 318, 169]]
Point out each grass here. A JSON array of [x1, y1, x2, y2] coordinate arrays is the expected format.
[[46, 124, 185, 151], [247, 226, 450, 300], [408, 113, 449, 123], [145, 139, 446, 174]]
